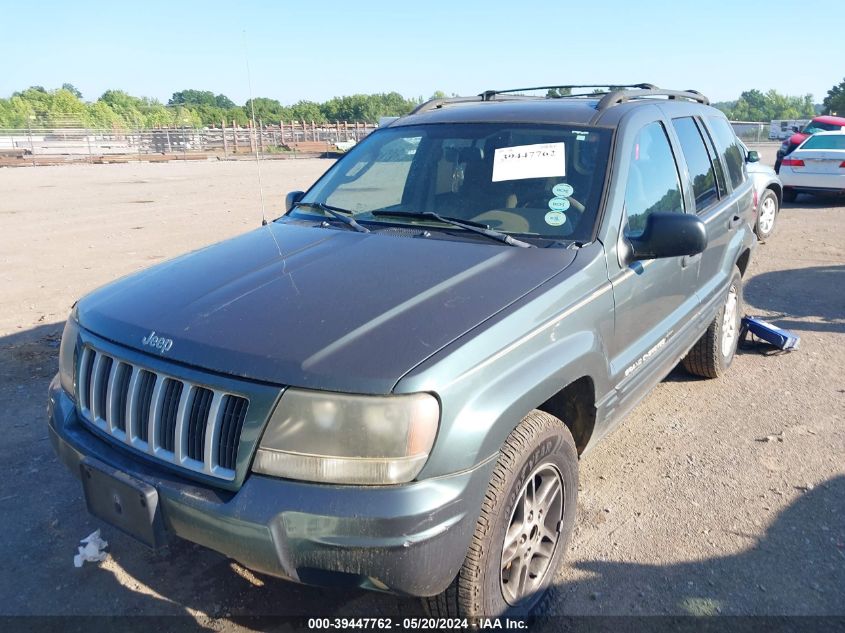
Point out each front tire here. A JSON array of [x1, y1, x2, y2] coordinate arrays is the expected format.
[[683, 267, 743, 378], [424, 410, 578, 619], [754, 189, 779, 240]]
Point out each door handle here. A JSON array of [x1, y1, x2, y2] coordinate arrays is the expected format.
[[728, 215, 742, 229], [681, 253, 701, 268]]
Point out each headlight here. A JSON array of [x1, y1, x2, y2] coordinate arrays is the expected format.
[[253, 389, 440, 485], [58, 308, 80, 395]]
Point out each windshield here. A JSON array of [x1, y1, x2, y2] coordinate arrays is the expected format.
[[293, 123, 612, 242], [802, 121, 842, 134]]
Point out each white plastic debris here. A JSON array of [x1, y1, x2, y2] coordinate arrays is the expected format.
[[73, 529, 108, 567]]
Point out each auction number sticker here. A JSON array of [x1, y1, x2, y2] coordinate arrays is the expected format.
[[492, 142, 566, 182]]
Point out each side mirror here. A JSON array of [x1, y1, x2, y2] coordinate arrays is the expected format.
[[746, 150, 760, 163], [285, 190, 305, 213], [627, 212, 707, 260]]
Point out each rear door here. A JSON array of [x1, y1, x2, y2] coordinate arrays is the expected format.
[[695, 116, 754, 310]]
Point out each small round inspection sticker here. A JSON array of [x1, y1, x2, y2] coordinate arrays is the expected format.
[[552, 183, 574, 198], [548, 197, 571, 212], [545, 211, 567, 226]]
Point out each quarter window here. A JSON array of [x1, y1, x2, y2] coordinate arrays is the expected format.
[[707, 117, 746, 190], [672, 117, 719, 212], [623, 122, 684, 237]]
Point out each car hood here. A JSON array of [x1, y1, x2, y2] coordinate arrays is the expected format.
[[77, 222, 577, 393]]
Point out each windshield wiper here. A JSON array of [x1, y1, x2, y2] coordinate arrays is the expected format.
[[369, 210, 534, 248], [293, 201, 370, 234]]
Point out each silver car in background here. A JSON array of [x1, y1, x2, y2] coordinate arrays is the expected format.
[[741, 140, 783, 240]]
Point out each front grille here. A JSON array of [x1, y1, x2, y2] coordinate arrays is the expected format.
[[77, 345, 250, 480]]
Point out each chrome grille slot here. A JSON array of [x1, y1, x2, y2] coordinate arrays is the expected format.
[[75, 345, 250, 481], [158, 379, 183, 452], [218, 395, 249, 470], [93, 355, 113, 421], [134, 370, 157, 445], [112, 363, 132, 432], [187, 387, 213, 461], [79, 347, 96, 412]]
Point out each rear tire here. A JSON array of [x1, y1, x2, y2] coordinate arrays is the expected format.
[[754, 189, 779, 240], [683, 267, 743, 378], [783, 187, 797, 203], [424, 410, 578, 619]]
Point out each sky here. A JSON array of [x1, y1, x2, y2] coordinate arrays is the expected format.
[[1, 0, 842, 106]]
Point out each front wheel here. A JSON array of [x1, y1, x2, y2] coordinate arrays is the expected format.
[[424, 411, 578, 619], [754, 189, 779, 240], [683, 267, 743, 378]]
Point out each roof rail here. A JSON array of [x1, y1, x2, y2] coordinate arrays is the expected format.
[[596, 88, 710, 110], [480, 84, 657, 101], [407, 85, 710, 117], [410, 93, 536, 115]]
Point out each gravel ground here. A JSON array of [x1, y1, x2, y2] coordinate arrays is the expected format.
[[0, 150, 843, 627]]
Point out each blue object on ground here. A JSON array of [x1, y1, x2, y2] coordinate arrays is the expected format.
[[740, 316, 800, 351]]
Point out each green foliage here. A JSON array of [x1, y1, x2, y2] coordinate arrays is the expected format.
[[721, 89, 815, 121], [320, 92, 416, 122], [822, 77, 845, 116], [546, 87, 573, 97], [61, 83, 83, 99], [0, 83, 426, 129], [244, 97, 290, 123]]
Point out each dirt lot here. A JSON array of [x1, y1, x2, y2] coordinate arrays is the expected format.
[[1, 150, 843, 627]]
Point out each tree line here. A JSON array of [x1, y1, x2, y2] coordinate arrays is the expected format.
[[1, 80, 842, 130], [0, 85, 425, 130]]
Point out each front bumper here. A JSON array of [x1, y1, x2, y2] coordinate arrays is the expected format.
[[48, 376, 493, 596]]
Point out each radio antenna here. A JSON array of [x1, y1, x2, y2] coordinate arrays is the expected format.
[[243, 30, 268, 226]]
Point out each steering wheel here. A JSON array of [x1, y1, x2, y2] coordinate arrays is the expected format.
[[470, 209, 530, 233]]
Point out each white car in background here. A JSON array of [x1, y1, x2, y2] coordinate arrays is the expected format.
[[778, 130, 845, 203], [740, 140, 783, 240]]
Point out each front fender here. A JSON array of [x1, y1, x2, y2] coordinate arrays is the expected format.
[[397, 245, 614, 478]]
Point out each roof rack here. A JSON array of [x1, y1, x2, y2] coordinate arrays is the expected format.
[[596, 88, 710, 110], [479, 84, 657, 100], [408, 84, 710, 118], [410, 93, 535, 115]]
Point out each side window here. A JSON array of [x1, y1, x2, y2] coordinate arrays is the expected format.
[[672, 117, 719, 213], [623, 122, 684, 237], [699, 118, 727, 196], [707, 117, 746, 190]]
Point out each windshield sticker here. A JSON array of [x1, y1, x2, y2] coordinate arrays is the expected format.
[[548, 197, 571, 212], [492, 142, 566, 182], [545, 211, 567, 226], [552, 183, 574, 198]]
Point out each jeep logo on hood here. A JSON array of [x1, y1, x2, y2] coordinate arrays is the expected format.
[[141, 330, 173, 354]]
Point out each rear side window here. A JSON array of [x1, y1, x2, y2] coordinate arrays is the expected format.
[[672, 117, 719, 212], [623, 122, 684, 237], [800, 134, 845, 150], [707, 117, 746, 190]]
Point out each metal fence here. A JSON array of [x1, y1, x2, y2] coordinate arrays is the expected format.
[[0, 121, 378, 160], [1, 118, 778, 164], [729, 121, 776, 144]]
